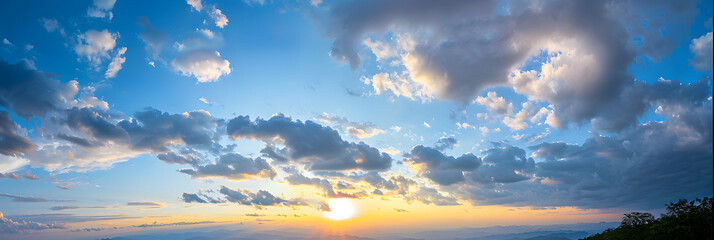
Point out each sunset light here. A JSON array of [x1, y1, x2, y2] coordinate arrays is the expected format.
[[324, 198, 355, 221]]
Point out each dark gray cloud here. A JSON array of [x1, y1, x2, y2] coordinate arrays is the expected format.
[[227, 114, 392, 171], [156, 151, 201, 166], [219, 185, 289, 206], [179, 153, 277, 180], [467, 143, 535, 184], [118, 108, 219, 152], [0, 111, 35, 156], [180, 192, 207, 203], [52, 107, 128, 142], [0, 211, 66, 234], [404, 145, 481, 185], [446, 89, 712, 208], [0, 59, 77, 119]]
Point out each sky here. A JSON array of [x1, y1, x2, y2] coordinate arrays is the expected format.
[[0, 0, 712, 239]]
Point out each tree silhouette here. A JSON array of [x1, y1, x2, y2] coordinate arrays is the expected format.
[[620, 212, 655, 227]]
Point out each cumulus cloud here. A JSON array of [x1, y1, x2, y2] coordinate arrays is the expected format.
[[324, 0, 702, 132], [404, 145, 481, 185], [87, 0, 116, 19], [475, 92, 512, 116], [118, 108, 220, 152], [0, 211, 66, 234], [74, 29, 117, 66], [227, 114, 392, 171], [186, 0, 203, 11], [314, 113, 385, 139], [179, 153, 277, 180], [689, 32, 713, 72], [209, 6, 228, 28], [502, 102, 550, 131], [105, 47, 127, 79], [171, 50, 231, 82]]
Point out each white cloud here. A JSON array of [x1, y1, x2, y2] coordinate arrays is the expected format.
[[171, 50, 231, 82], [314, 113, 385, 139], [479, 126, 489, 136], [363, 72, 430, 101], [197, 28, 214, 39], [2, 38, 13, 46], [199, 97, 210, 104], [475, 92, 512, 115], [74, 29, 117, 66], [186, 0, 203, 11], [363, 38, 396, 62], [502, 102, 549, 131], [87, 0, 116, 19], [423, 122, 431, 128], [105, 47, 127, 79], [209, 6, 228, 28], [25, 44, 34, 51], [390, 126, 402, 132], [689, 32, 713, 71], [456, 122, 475, 129], [0, 155, 29, 173]]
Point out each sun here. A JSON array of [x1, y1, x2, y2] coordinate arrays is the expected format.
[[324, 198, 355, 220]]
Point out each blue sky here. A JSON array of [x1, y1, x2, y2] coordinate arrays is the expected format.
[[0, 0, 712, 238]]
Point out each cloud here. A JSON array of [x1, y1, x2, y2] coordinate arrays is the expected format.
[[502, 102, 550, 131], [40, 18, 59, 32], [404, 145, 481, 185], [475, 92, 512, 116], [0, 59, 78, 119], [314, 113, 385, 139], [434, 137, 457, 151], [105, 47, 127, 79], [74, 29, 117, 66], [186, 0, 203, 11], [22, 174, 39, 180], [690, 32, 713, 72], [181, 192, 207, 203], [0, 211, 66, 234], [137, 17, 168, 60], [87, 0, 116, 19], [0, 155, 29, 173], [218, 185, 289, 206], [0, 111, 35, 156], [2, 38, 13, 47], [209, 6, 228, 28], [182, 186, 318, 209], [127, 201, 165, 208], [179, 153, 277, 181], [324, 0, 702, 132], [156, 151, 201, 166], [171, 50, 231, 82], [118, 108, 220, 152], [0, 193, 50, 202], [362, 72, 431, 101], [227, 114, 392, 171]]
